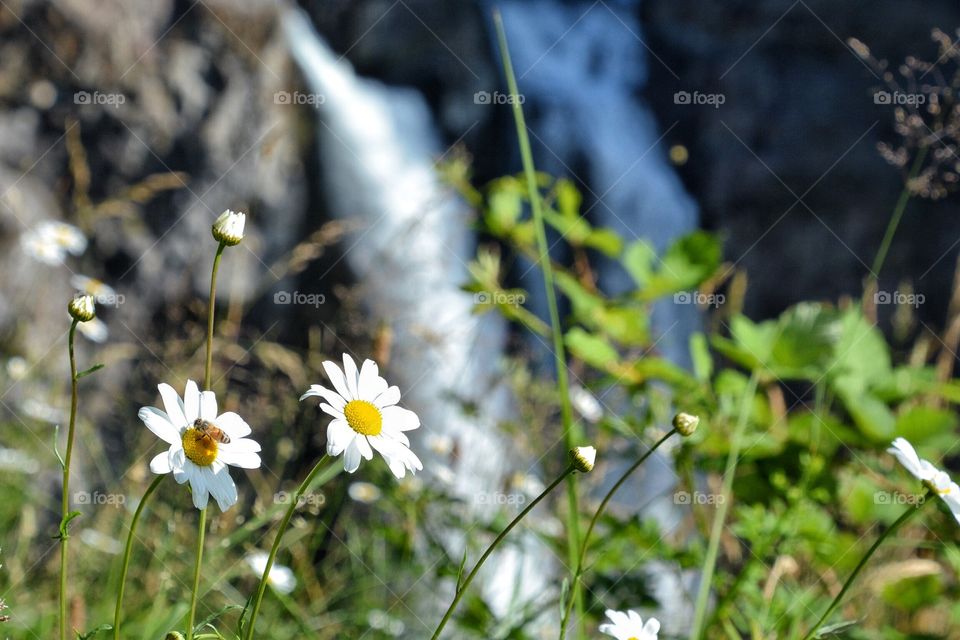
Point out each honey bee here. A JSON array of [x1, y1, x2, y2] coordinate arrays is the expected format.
[[193, 418, 231, 444]]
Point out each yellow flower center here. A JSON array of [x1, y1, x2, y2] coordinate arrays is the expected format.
[[343, 400, 382, 436], [182, 427, 218, 466]]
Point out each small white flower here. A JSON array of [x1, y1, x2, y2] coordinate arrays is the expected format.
[[75, 317, 108, 343], [571, 445, 597, 473], [301, 354, 422, 479], [212, 209, 245, 246], [68, 294, 96, 322], [139, 380, 262, 511], [599, 608, 660, 640], [888, 437, 960, 524], [245, 551, 296, 594], [570, 384, 603, 423], [5, 357, 28, 380], [70, 275, 116, 303], [21, 221, 87, 265], [347, 481, 382, 504]]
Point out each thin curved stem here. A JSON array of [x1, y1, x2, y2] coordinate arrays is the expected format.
[[493, 12, 585, 636], [801, 494, 931, 640], [244, 454, 330, 640], [689, 374, 759, 640], [431, 466, 575, 640], [186, 508, 207, 640], [559, 430, 677, 639], [870, 145, 928, 279], [114, 474, 165, 640], [204, 241, 226, 391], [59, 320, 79, 640]]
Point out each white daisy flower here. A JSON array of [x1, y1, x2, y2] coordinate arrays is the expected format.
[[70, 275, 118, 306], [75, 317, 108, 343], [139, 380, 262, 511], [212, 209, 245, 246], [347, 481, 382, 504], [21, 221, 87, 265], [599, 608, 660, 640], [301, 354, 422, 479], [245, 551, 296, 594], [570, 384, 603, 423], [888, 437, 960, 524]]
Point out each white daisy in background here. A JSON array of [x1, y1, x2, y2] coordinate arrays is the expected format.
[[70, 275, 118, 306], [570, 384, 604, 423], [348, 481, 382, 504], [21, 221, 87, 265], [245, 551, 296, 594], [5, 357, 28, 380], [139, 380, 261, 511], [888, 437, 960, 524], [301, 354, 422, 479], [75, 317, 108, 343], [599, 609, 660, 640]]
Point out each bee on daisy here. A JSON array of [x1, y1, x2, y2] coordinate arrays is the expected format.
[[138, 380, 261, 511], [301, 354, 422, 479]]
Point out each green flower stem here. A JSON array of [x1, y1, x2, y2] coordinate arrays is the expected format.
[[187, 240, 227, 640], [59, 319, 79, 640], [114, 474, 165, 640], [186, 508, 207, 640], [204, 241, 226, 391], [559, 429, 677, 639], [431, 466, 575, 640], [689, 373, 759, 640], [801, 493, 931, 640], [870, 145, 928, 279], [493, 12, 585, 636], [244, 454, 331, 640]]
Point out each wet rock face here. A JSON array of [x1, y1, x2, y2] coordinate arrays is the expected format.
[[642, 0, 960, 322]]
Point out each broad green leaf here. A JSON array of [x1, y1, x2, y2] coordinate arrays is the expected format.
[[689, 332, 713, 382], [565, 328, 619, 370]]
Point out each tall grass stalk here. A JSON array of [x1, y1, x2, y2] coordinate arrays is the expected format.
[[870, 145, 928, 279], [493, 11, 586, 636], [689, 374, 759, 639]]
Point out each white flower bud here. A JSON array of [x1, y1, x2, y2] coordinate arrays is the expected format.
[[570, 446, 597, 473], [212, 209, 245, 246], [68, 294, 96, 322]]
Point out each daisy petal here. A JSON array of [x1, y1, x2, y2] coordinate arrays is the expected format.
[[373, 386, 401, 408], [327, 420, 353, 456], [183, 380, 201, 423], [322, 360, 352, 401], [358, 360, 387, 399], [343, 354, 360, 400], [381, 405, 420, 431], [158, 383, 187, 428], [138, 407, 181, 445], [300, 384, 347, 411], [150, 451, 173, 474], [199, 391, 217, 421], [343, 439, 362, 473], [216, 412, 252, 439]]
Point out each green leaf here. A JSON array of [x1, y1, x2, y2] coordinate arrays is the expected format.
[[622, 240, 656, 288], [76, 624, 113, 639], [456, 547, 469, 592], [689, 332, 713, 382], [565, 328, 619, 370], [76, 363, 105, 379], [193, 604, 243, 635], [895, 406, 958, 448], [837, 390, 895, 442], [56, 510, 82, 540], [583, 227, 623, 257]]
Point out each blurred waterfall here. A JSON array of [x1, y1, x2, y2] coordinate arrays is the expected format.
[[492, 0, 702, 632], [282, 8, 553, 628]]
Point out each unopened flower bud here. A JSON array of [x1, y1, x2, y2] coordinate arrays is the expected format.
[[164, 633, 185, 640], [212, 209, 245, 246], [673, 412, 700, 437], [68, 294, 96, 322], [570, 446, 597, 473]]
